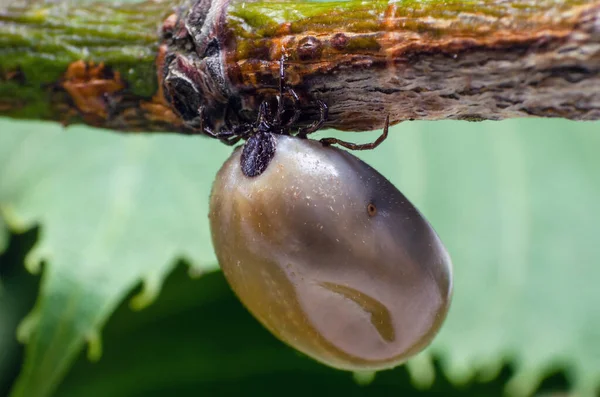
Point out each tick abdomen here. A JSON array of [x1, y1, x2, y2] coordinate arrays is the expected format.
[[209, 135, 452, 370]]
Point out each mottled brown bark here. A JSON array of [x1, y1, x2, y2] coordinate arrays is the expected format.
[[173, 0, 600, 132], [2, 0, 600, 135]]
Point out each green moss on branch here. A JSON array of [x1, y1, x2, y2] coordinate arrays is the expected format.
[[0, 0, 174, 124]]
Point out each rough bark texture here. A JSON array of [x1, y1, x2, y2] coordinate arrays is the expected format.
[[0, 0, 187, 132], [1, 0, 600, 135]]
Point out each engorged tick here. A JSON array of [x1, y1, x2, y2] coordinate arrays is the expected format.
[[198, 56, 389, 177]]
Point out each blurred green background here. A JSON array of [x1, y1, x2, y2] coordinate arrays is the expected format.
[[1, 116, 599, 397]]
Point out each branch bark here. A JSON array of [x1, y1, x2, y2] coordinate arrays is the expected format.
[[1, 0, 600, 134], [0, 0, 183, 132]]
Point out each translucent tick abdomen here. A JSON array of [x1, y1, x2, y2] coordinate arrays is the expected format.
[[209, 135, 453, 371]]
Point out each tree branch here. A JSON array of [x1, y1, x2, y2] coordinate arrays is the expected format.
[[0, 0, 185, 132], [1, 0, 600, 135]]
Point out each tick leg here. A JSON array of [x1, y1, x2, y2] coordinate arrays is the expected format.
[[271, 55, 302, 134], [274, 55, 286, 125], [273, 54, 300, 132], [221, 135, 243, 146], [298, 100, 328, 138], [202, 125, 239, 145], [199, 106, 243, 146], [283, 88, 301, 130], [257, 100, 272, 124], [320, 115, 390, 150], [274, 95, 284, 127], [198, 106, 218, 139], [210, 128, 243, 146], [279, 54, 286, 95]]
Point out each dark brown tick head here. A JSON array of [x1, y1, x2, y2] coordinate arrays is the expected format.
[[240, 132, 277, 178]]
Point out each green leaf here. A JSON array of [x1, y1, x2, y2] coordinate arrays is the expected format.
[[55, 265, 513, 397], [1, 117, 600, 397], [0, 119, 232, 397], [0, 215, 7, 255], [0, 229, 40, 395]]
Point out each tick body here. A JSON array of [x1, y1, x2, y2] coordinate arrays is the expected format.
[[209, 135, 453, 371]]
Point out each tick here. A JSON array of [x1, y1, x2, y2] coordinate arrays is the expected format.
[[209, 134, 453, 370]]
